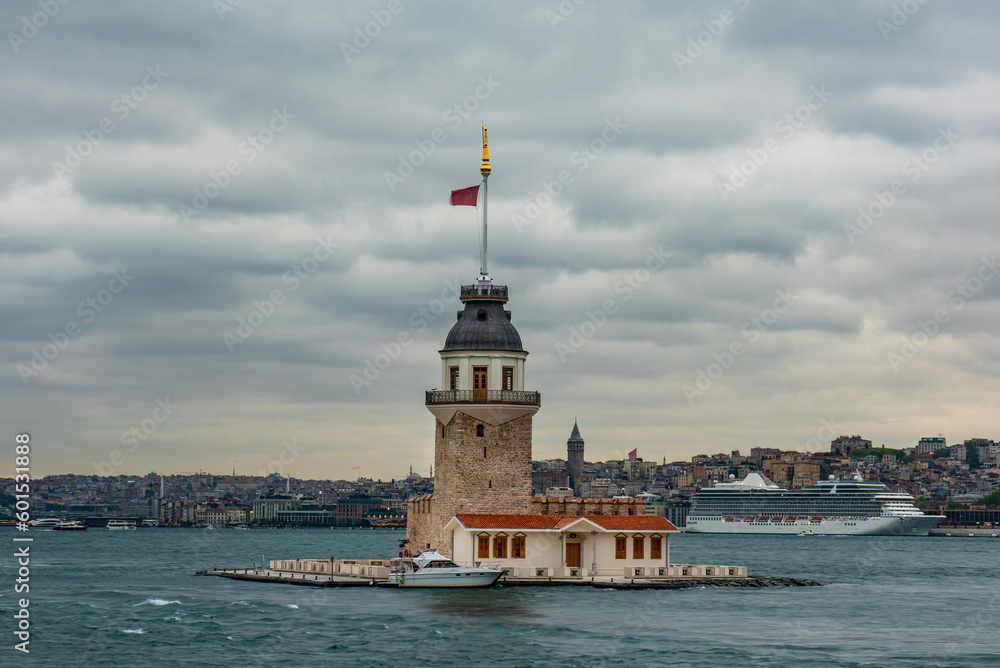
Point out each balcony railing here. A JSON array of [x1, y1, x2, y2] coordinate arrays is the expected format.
[[460, 284, 508, 301], [426, 389, 540, 406]]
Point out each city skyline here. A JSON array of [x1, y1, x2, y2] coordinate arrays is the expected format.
[[2, 2, 1000, 480]]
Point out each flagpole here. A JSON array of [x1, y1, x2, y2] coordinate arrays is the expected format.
[[482, 175, 488, 275], [480, 125, 491, 280]]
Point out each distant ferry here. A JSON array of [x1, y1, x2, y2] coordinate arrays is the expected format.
[[364, 510, 407, 529], [686, 473, 945, 536], [28, 518, 63, 528], [107, 520, 137, 530]]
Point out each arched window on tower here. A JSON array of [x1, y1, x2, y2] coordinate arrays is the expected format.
[[476, 424, 484, 437]]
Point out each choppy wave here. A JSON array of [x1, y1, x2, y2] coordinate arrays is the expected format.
[[134, 597, 181, 606]]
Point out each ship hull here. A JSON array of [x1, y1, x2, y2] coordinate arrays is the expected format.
[[389, 570, 501, 587], [685, 514, 944, 536]]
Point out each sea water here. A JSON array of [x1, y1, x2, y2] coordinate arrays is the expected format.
[[3, 527, 997, 667]]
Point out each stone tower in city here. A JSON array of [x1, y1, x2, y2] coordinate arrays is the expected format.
[[406, 127, 541, 555], [567, 420, 585, 491]]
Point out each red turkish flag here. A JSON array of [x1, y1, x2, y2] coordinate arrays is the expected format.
[[449, 185, 480, 206]]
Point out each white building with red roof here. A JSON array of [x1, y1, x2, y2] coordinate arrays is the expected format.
[[443, 513, 733, 578]]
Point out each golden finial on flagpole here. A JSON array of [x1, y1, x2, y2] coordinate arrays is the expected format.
[[479, 124, 491, 280], [480, 125, 491, 176]]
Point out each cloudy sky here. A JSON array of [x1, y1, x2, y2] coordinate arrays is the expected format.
[[2, 1, 998, 481]]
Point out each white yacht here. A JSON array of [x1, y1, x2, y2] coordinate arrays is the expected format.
[[388, 551, 502, 588], [686, 473, 945, 536], [107, 520, 137, 530]]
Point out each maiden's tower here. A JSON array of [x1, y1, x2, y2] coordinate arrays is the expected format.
[[407, 128, 541, 553]]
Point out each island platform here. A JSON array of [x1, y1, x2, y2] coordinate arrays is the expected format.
[[197, 557, 819, 589]]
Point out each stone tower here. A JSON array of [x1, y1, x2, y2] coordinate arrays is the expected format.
[[406, 281, 541, 554], [406, 126, 540, 556], [567, 420, 585, 491]]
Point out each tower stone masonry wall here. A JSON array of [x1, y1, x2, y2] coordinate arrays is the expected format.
[[405, 495, 434, 554], [567, 447, 584, 491], [407, 410, 534, 556]]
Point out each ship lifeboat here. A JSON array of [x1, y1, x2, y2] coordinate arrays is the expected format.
[[771, 517, 783, 521], [810, 517, 823, 522], [724, 517, 735, 522], [785, 517, 797, 522], [744, 517, 755, 522]]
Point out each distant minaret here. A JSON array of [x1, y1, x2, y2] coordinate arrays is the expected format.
[[567, 420, 585, 492]]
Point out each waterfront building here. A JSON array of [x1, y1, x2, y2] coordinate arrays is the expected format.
[[251, 496, 296, 521], [195, 506, 247, 525], [445, 514, 688, 577], [275, 509, 333, 525], [335, 496, 386, 524]]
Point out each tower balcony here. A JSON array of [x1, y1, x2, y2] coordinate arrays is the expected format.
[[426, 389, 540, 406], [460, 284, 508, 302]]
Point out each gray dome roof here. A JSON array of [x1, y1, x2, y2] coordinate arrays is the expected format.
[[442, 300, 524, 352]]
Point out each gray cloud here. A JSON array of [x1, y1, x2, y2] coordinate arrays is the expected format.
[[1, 0, 999, 477]]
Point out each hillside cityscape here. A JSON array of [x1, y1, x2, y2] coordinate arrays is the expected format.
[[6, 433, 999, 528]]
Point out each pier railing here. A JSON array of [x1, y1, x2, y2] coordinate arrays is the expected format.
[[425, 389, 540, 406]]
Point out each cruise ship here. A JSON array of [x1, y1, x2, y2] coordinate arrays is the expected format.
[[686, 472, 944, 536]]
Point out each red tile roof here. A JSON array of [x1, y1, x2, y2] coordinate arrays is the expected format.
[[453, 514, 678, 532], [580, 515, 678, 531]]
